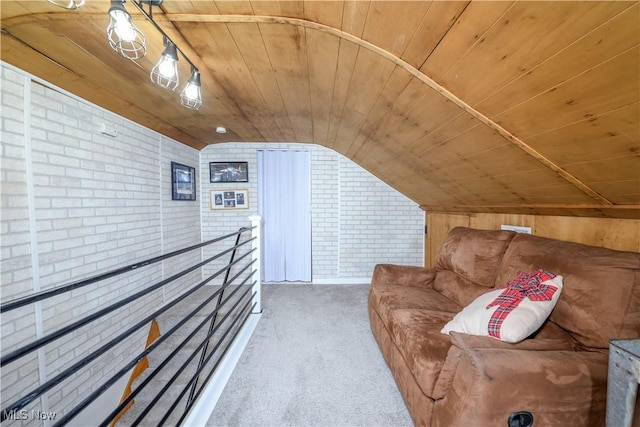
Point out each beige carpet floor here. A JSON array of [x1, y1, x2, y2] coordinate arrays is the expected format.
[[206, 283, 412, 427]]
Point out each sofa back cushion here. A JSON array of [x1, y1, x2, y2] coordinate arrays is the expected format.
[[434, 227, 516, 307], [495, 233, 640, 349]]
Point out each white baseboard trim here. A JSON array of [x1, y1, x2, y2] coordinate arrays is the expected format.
[[312, 277, 372, 285], [181, 312, 262, 427]]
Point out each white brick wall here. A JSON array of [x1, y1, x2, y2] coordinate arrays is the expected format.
[[201, 142, 424, 283], [310, 147, 341, 279], [1, 66, 42, 427], [199, 144, 260, 285], [1, 63, 202, 424], [159, 137, 202, 302], [338, 156, 424, 278]]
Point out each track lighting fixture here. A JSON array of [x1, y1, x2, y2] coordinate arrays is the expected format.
[[150, 39, 180, 90], [107, 0, 146, 60], [126, 0, 203, 109], [180, 69, 202, 110], [51, 0, 203, 110], [48, 0, 85, 9]]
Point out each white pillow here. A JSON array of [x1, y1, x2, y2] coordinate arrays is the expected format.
[[441, 272, 563, 343]]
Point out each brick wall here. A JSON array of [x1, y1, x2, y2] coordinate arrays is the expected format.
[[338, 156, 424, 278], [0, 63, 202, 424], [201, 143, 424, 283]]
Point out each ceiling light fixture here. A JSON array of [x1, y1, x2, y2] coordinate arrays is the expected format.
[[180, 69, 202, 109], [109, 0, 203, 109], [52, 0, 203, 110], [150, 39, 179, 90], [48, 0, 85, 9], [127, 0, 202, 109], [107, 0, 146, 60]]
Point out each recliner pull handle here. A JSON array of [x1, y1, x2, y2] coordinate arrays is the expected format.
[[508, 411, 533, 427]]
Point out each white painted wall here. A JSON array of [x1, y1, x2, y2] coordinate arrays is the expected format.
[[201, 143, 424, 284]]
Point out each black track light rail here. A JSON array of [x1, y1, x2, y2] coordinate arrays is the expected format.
[[129, 0, 198, 72]]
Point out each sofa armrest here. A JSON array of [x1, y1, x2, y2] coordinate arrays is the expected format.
[[432, 332, 579, 399], [433, 332, 608, 426], [371, 263, 436, 289]]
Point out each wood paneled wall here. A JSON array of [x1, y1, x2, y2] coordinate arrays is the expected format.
[[425, 212, 640, 267]]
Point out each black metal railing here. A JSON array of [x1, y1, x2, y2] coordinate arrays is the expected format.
[[187, 227, 246, 407], [0, 225, 260, 426]]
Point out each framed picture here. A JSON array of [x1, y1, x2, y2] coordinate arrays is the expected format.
[[209, 162, 249, 183], [171, 162, 196, 201], [211, 189, 249, 210]]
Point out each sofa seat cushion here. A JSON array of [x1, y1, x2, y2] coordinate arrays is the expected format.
[[388, 308, 455, 398], [370, 283, 462, 332]]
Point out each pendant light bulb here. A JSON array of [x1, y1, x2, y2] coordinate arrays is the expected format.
[[150, 41, 179, 90], [48, 0, 85, 9], [107, 1, 146, 60], [180, 70, 202, 110]]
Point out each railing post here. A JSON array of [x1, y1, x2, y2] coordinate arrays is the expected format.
[[248, 215, 262, 314]]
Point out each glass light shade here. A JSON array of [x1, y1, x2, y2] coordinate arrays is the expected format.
[[150, 41, 179, 90], [48, 0, 85, 9], [180, 71, 202, 110], [107, 2, 146, 60]]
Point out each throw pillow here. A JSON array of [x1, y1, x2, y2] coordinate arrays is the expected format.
[[441, 270, 563, 343]]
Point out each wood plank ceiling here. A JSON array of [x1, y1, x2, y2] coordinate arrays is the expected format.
[[2, 1, 638, 218]]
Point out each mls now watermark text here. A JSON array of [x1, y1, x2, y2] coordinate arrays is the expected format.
[[3, 410, 57, 421]]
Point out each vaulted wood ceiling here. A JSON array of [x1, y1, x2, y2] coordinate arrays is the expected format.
[[2, 1, 639, 218]]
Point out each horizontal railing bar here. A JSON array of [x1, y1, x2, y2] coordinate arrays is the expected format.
[[99, 273, 254, 427], [0, 240, 255, 367], [178, 299, 257, 425], [51, 275, 256, 427], [217, 261, 254, 294], [0, 227, 255, 313], [120, 280, 255, 426], [160, 296, 256, 426], [0, 254, 256, 420]]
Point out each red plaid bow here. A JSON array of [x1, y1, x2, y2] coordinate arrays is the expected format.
[[486, 269, 557, 339]]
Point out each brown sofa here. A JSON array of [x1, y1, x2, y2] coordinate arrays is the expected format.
[[368, 227, 640, 427]]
